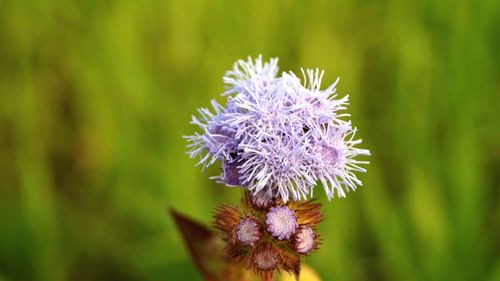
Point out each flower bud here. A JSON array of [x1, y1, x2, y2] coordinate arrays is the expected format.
[[249, 190, 273, 209], [293, 226, 317, 254], [235, 217, 262, 246], [252, 244, 279, 271], [265, 205, 298, 240]]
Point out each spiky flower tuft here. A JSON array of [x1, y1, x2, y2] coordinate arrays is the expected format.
[[186, 55, 370, 202]]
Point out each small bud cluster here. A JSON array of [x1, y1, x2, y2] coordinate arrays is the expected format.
[[213, 192, 322, 279]]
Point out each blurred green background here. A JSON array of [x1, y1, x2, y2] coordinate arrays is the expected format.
[[0, 0, 499, 280]]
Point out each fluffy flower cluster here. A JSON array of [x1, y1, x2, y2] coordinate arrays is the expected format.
[[186, 55, 370, 202]]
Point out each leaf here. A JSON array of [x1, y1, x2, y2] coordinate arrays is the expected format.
[[169, 209, 261, 281]]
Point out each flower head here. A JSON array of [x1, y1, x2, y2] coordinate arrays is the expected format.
[[186, 55, 370, 202], [251, 243, 279, 271], [236, 217, 262, 246], [293, 226, 317, 254], [266, 205, 298, 240]]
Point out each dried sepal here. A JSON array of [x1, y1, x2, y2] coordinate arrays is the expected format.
[[259, 271, 274, 281], [289, 200, 322, 228], [279, 249, 301, 278], [224, 240, 250, 264], [213, 204, 241, 233]]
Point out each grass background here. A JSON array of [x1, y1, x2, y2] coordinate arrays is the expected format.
[[0, 0, 499, 280]]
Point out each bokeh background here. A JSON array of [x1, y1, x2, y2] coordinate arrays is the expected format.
[[1, 0, 499, 280]]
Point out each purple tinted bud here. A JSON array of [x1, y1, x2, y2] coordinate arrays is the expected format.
[[250, 190, 273, 209], [266, 206, 298, 240], [294, 226, 316, 254], [252, 244, 279, 271], [236, 217, 262, 246]]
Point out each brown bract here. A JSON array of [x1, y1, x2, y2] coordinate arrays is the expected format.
[[288, 200, 323, 228], [213, 204, 241, 234]]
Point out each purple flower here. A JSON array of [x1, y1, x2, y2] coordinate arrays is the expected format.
[[313, 122, 370, 199], [186, 55, 370, 202]]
